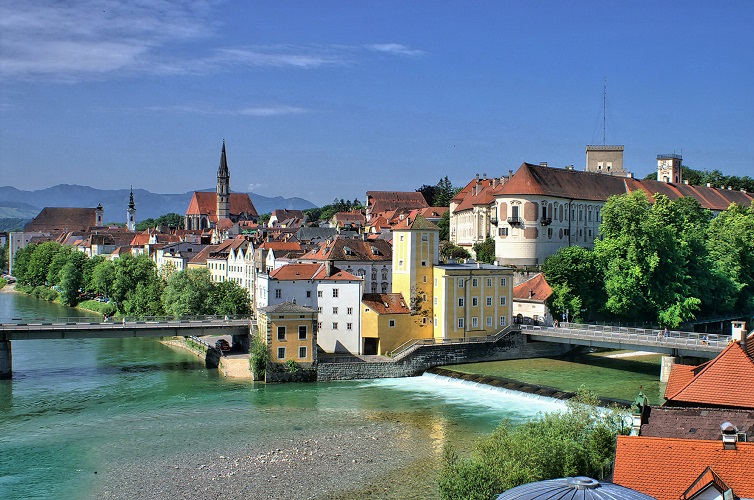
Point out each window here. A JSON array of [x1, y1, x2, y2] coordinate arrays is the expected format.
[[486, 297, 492, 306], [421, 261, 427, 267], [500, 278, 507, 286], [347, 322, 353, 330], [422, 317, 427, 324], [472, 297, 478, 307], [500, 316, 507, 326], [317, 321, 322, 330], [332, 322, 338, 330], [306, 291, 311, 298], [298, 346, 307, 359], [400, 235, 404, 241], [459, 279, 464, 288], [317, 290, 323, 298], [472, 317, 478, 328], [275, 289, 282, 299], [433, 297, 438, 305], [399, 260, 404, 267], [487, 316, 493, 326], [498, 227, 509, 236], [389, 320, 396, 327], [332, 288, 339, 298], [317, 307, 323, 314], [347, 307, 353, 315], [298, 325, 307, 340], [486, 278, 492, 287], [422, 233, 428, 241], [458, 298, 465, 307], [472, 278, 478, 287], [277, 347, 286, 359], [434, 278, 438, 286], [277, 326, 286, 340], [333, 307, 338, 314], [434, 318, 438, 326], [500, 297, 507, 306], [458, 318, 465, 329]]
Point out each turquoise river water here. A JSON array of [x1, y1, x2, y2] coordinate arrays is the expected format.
[[0, 291, 566, 499]]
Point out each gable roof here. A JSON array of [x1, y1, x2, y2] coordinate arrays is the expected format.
[[24, 207, 98, 233], [188, 244, 217, 265], [613, 435, 754, 500], [496, 163, 753, 211], [512, 273, 553, 302], [664, 336, 754, 409], [269, 263, 360, 282], [366, 191, 429, 217], [639, 406, 754, 441], [300, 238, 392, 262], [259, 301, 316, 315], [185, 192, 258, 221], [361, 293, 410, 314], [391, 214, 439, 231]]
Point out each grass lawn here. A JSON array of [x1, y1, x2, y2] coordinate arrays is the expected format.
[[443, 350, 667, 404]]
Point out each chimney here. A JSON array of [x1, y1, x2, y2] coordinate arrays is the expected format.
[[475, 173, 480, 184], [732, 321, 746, 347], [722, 422, 738, 450], [508, 170, 513, 180], [684, 180, 689, 185], [529, 289, 534, 299], [707, 183, 712, 187], [482, 172, 487, 180], [627, 172, 634, 179]]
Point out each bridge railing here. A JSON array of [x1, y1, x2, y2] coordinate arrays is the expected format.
[[519, 323, 730, 351], [387, 325, 520, 360], [0, 314, 253, 329]]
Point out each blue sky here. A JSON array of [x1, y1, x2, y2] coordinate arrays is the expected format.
[[1, 1, 752, 207]]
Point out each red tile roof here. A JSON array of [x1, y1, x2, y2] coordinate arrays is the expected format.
[[299, 238, 391, 262], [419, 207, 449, 219], [512, 273, 552, 302], [664, 338, 754, 409], [664, 364, 698, 400], [258, 241, 302, 252], [613, 435, 754, 500], [24, 207, 99, 233], [185, 192, 258, 221], [269, 263, 360, 281], [367, 191, 428, 216], [362, 293, 410, 314]]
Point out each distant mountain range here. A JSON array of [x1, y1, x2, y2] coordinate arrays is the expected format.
[[0, 185, 316, 228]]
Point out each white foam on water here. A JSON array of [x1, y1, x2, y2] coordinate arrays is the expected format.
[[367, 372, 567, 416]]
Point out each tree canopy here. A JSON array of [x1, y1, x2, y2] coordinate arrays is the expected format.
[[135, 213, 185, 231]]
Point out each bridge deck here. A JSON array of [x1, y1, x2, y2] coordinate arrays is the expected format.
[[1, 316, 251, 341], [520, 323, 728, 359]]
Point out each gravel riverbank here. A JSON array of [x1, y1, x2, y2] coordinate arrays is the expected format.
[[92, 421, 441, 499]]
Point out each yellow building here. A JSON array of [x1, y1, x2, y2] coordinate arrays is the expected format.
[[361, 293, 413, 355], [257, 302, 317, 364], [432, 263, 513, 340]]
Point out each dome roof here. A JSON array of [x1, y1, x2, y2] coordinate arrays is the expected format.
[[496, 477, 655, 499]]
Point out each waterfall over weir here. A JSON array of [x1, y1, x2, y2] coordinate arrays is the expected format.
[[370, 372, 567, 422]]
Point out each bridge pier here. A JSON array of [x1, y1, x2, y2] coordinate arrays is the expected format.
[[0, 341, 11, 380], [660, 355, 676, 383]]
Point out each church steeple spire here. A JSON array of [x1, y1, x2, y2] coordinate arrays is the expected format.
[[126, 186, 136, 231], [216, 141, 230, 220]]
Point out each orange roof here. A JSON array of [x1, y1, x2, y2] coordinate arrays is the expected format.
[[419, 207, 449, 219], [664, 338, 754, 409], [362, 293, 410, 314], [613, 435, 754, 500], [269, 263, 360, 282], [367, 191, 429, 215], [259, 241, 302, 252], [664, 364, 698, 400], [392, 214, 438, 231], [512, 273, 552, 301], [185, 192, 258, 221], [130, 232, 151, 246]]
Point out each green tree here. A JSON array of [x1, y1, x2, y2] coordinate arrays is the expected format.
[[437, 211, 450, 241], [438, 388, 629, 499], [210, 280, 251, 316], [472, 237, 495, 264], [46, 245, 73, 286], [59, 252, 88, 306], [162, 267, 214, 317], [134, 218, 156, 231], [0, 243, 8, 273], [125, 279, 166, 317], [26, 241, 62, 287], [156, 213, 185, 228], [542, 246, 604, 321], [111, 254, 158, 311], [707, 203, 754, 311], [433, 176, 456, 207], [440, 241, 470, 262], [11, 243, 36, 283], [91, 259, 115, 298]]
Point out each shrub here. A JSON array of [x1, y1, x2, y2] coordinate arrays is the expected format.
[[250, 333, 269, 379]]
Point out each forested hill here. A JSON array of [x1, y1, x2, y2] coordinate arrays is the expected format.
[[0, 185, 316, 226]]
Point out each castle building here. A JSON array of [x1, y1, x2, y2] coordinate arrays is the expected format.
[[184, 142, 258, 231], [585, 144, 627, 176]]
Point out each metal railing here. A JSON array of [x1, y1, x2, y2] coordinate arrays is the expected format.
[[387, 324, 520, 360], [519, 323, 730, 352], [1, 314, 252, 330]]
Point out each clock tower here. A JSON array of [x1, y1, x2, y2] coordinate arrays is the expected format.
[[657, 154, 682, 184]]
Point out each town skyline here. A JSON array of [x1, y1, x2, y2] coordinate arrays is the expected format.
[[1, 1, 752, 206]]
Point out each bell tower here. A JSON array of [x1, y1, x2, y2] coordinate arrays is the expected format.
[[126, 187, 136, 231], [216, 141, 230, 220], [657, 154, 682, 184]]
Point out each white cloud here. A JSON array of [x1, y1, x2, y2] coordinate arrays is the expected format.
[[141, 104, 309, 116], [0, 1, 425, 82], [367, 43, 424, 56]]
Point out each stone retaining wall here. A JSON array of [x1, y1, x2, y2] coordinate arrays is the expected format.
[[317, 332, 571, 381]]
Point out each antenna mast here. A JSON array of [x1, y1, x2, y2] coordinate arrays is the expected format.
[[603, 77, 606, 146]]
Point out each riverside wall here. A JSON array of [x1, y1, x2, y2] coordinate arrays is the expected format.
[[316, 332, 571, 381]]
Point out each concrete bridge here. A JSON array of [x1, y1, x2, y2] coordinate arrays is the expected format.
[[519, 323, 728, 359], [0, 315, 252, 379]]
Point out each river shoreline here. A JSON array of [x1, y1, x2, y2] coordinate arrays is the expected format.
[[91, 421, 440, 500]]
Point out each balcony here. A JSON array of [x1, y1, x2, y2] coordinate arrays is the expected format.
[[490, 216, 498, 225], [540, 217, 552, 226], [507, 216, 523, 227]]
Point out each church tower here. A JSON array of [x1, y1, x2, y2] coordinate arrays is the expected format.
[[216, 141, 230, 220], [126, 187, 136, 232], [657, 153, 682, 184]]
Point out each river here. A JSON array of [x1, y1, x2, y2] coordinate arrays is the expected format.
[[0, 290, 566, 499]]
